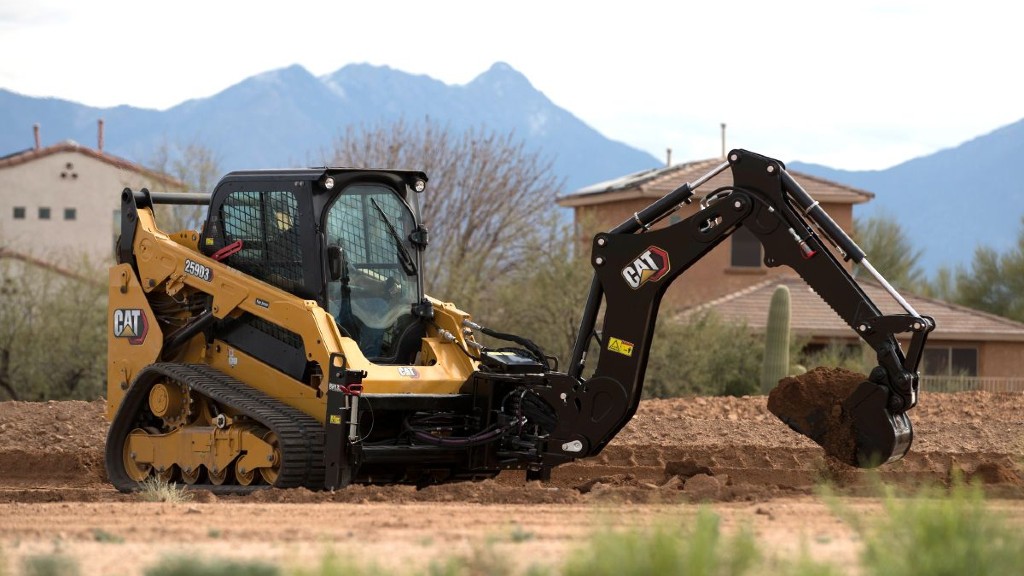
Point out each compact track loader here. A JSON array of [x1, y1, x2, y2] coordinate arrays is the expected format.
[[105, 149, 934, 491]]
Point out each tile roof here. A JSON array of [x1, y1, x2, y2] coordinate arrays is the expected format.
[[681, 275, 1024, 342], [558, 157, 874, 207], [0, 141, 182, 187]]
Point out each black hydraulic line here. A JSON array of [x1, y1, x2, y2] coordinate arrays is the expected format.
[[473, 324, 546, 364], [410, 426, 506, 448], [162, 310, 215, 358], [779, 170, 865, 263]]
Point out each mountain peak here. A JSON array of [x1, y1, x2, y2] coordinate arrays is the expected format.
[[470, 62, 534, 91]]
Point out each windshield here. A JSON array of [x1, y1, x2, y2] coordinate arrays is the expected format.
[[325, 184, 421, 361]]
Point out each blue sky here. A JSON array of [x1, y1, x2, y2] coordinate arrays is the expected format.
[[1, 0, 1021, 170]]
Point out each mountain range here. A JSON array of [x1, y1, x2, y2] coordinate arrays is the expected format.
[[2, 62, 1022, 273], [0, 62, 658, 195], [790, 119, 1024, 274]]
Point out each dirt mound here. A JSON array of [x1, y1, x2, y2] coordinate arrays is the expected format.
[[2, 389, 1024, 503], [0, 399, 108, 488]]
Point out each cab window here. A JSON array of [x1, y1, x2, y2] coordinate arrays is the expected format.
[[325, 184, 421, 362]]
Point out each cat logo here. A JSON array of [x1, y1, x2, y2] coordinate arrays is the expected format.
[[113, 309, 149, 345], [621, 246, 670, 289]]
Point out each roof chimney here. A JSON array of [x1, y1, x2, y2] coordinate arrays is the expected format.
[[666, 147, 672, 167], [97, 118, 105, 153], [33, 123, 40, 150], [720, 122, 727, 158]]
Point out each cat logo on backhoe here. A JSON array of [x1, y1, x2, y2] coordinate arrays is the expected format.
[[621, 246, 670, 289], [113, 309, 149, 345]]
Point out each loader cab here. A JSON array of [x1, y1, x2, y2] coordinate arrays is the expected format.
[[200, 168, 429, 365]]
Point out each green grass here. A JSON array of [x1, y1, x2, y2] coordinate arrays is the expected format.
[[22, 554, 80, 576], [848, 482, 1024, 576], [562, 509, 759, 576], [145, 557, 279, 576], [92, 528, 124, 543]]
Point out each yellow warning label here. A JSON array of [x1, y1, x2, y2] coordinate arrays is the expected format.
[[329, 414, 342, 425], [607, 337, 634, 357]]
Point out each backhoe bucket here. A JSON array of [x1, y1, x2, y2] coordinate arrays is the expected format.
[[767, 366, 912, 468]]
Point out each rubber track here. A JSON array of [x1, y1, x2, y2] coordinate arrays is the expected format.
[[106, 363, 326, 493]]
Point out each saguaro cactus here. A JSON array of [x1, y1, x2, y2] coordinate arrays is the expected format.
[[760, 284, 791, 394]]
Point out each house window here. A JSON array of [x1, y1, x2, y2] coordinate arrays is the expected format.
[[13, 207, 25, 219], [38, 207, 51, 220], [64, 208, 77, 221], [922, 346, 978, 377], [731, 226, 761, 267]]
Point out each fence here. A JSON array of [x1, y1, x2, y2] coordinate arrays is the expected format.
[[919, 375, 1024, 393]]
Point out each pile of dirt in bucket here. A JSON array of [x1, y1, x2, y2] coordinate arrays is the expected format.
[[767, 367, 867, 465]]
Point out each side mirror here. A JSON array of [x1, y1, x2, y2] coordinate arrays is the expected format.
[[327, 245, 345, 281]]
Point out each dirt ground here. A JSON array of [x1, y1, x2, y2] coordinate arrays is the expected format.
[[2, 387, 1024, 575]]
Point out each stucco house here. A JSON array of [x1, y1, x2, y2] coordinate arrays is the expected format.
[[0, 123, 182, 267], [558, 155, 1024, 390]]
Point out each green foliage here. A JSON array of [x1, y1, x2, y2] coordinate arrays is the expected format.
[[92, 528, 124, 543], [146, 557, 279, 576], [22, 554, 80, 576], [760, 285, 791, 393], [799, 342, 870, 374], [0, 253, 106, 401], [562, 510, 758, 576], [644, 311, 763, 398], [287, 553, 374, 576], [427, 541, 519, 576], [916, 216, 1024, 322], [947, 217, 1024, 322], [852, 212, 926, 291], [835, 482, 1024, 576]]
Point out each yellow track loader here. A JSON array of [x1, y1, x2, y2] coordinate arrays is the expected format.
[[105, 149, 934, 491]]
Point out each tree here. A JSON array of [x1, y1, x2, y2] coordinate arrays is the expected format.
[[644, 311, 764, 398], [0, 251, 106, 401], [949, 216, 1024, 322], [852, 211, 926, 291], [484, 219, 593, 365], [149, 138, 222, 231], [326, 118, 563, 312]]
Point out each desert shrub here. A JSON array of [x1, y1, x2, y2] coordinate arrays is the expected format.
[[145, 557, 279, 576], [0, 252, 106, 401], [22, 554, 80, 576], [799, 341, 870, 374], [843, 482, 1024, 576], [644, 312, 763, 398], [137, 476, 193, 504], [562, 509, 758, 576]]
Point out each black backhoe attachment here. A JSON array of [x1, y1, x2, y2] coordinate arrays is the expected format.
[[541, 149, 934, 468]]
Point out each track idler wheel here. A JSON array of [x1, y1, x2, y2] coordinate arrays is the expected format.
[[767, 366, 912, 468], [122, 428, 153, 482], [259, 431, 282, 486]]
